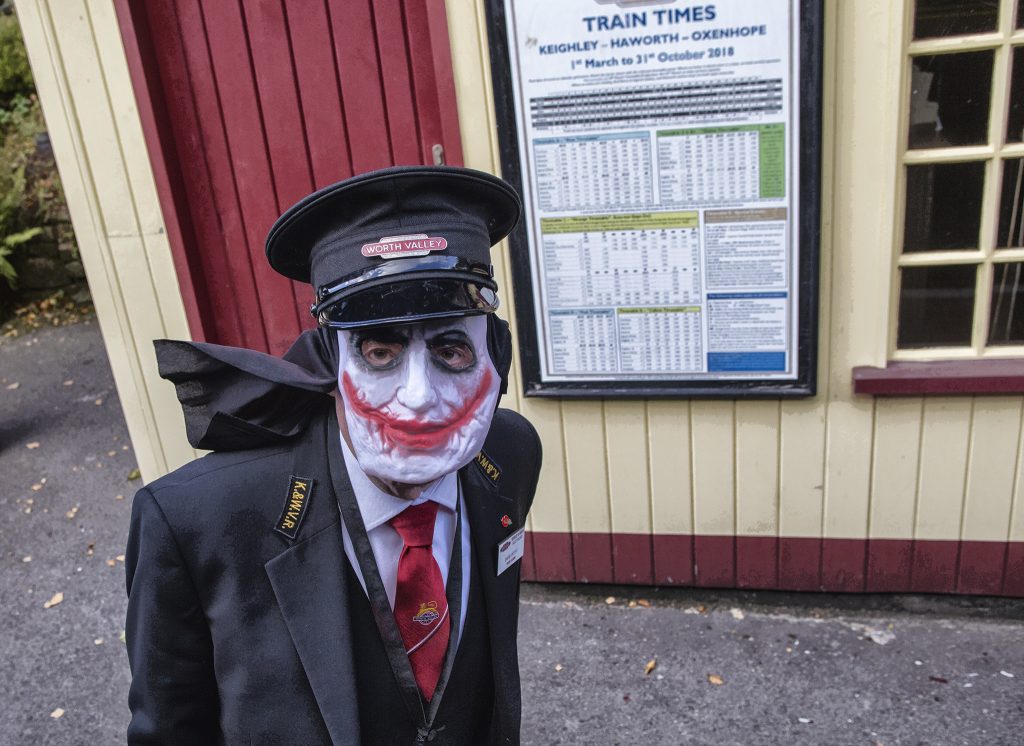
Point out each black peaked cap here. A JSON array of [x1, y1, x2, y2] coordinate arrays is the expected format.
[[265, 166, 521, 288]]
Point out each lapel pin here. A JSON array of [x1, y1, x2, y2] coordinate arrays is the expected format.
[[500, 514, 511, 528]]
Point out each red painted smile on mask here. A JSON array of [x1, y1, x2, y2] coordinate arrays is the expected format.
[[342, 368, 494, 451]]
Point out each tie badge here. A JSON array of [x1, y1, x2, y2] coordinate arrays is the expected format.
[[501, 514, 511, 528], [413, 601, 440, 626]]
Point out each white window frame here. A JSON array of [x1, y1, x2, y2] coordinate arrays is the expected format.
[[889, 0, 1024, 361]]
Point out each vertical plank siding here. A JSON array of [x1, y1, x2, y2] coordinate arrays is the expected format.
[[18, 0, 196, 481], [116, 0, 464, 356], [440, 0, 1024, 597], [23, 0, 1024, 595]]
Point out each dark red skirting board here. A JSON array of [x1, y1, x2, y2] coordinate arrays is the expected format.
[[612, 533, 653, 585], [653, 534, 694, 586], [530, 532, 575, 583], [736, 536, 779, 589], [572, 532, 614, 584], [520, 532, 1024, 597], [778, 537, 821, 591]]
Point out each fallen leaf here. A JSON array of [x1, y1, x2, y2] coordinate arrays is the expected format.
[[26, 442, 40, 449], [93, 638, 103, 645], [929, 676, 949, 684], [65, 505, 79, 520], [604, 596, 616, 605], [644, 659, 657, 675], [730, 608, 745, 620], [115, 494, 124, 501], [107, 451, 116, 457], [119, 630, 126, 644], [43, 592, 64, 609], [636, 599, 651, 608], [86, 543, 94, 556], [6, 382, 19, 389], [554, 664, 563, 672], [50, 708, 64, 719], [116, 555, 125, 563], [40, 477, 46, 484], [1000, 670, 1015, 678], [707, 673, 725, 686], [127, 469, 141, 481], [22, 556, 31, 563], [628, 600, 637, 608], [697, 604, 707, 614], [63, 379, 73, 386], [105, 559, 116, 567], [94, 399, 103, 406], [797, 717, 812, 724]]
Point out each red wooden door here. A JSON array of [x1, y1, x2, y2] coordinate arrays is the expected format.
[[116, 0, 464, 354]]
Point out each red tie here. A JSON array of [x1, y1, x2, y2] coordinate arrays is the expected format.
[[389, 501, 450, 701]]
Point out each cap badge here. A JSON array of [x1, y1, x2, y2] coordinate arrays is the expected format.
[[361, 233, 448, 259]]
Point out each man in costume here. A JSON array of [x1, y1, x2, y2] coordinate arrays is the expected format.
[[125, 166, 542, 745]]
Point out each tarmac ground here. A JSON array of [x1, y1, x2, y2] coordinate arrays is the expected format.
[[1, 317, 1022, 746]]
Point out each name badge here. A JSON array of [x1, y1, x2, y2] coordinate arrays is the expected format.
[[496, 527, 526, 576]]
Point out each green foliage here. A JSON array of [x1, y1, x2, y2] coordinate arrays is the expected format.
[[0, 244, 17, 285], [0, 227, 41, 285], [0, 14, 35, 108], [0, 11, 70, 296]]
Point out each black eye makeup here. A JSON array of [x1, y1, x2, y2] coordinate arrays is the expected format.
[[353, 330, 408, 371], [427, 330, 476, 372]]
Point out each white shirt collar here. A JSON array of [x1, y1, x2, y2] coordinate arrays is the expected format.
[[338, 433, 458, 532]]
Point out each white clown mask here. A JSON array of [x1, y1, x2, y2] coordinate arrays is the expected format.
[[336, 315, 500, 486]]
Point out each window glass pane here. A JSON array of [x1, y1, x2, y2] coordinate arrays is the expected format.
[[1019, 0, 1024, 28], [989, 263, 1024, 344], [904, 162, 985, 252], [909, 52, 993, 148], [898, 265, 977, 348], [998, 158, 1024, 249], [1008, 48, 1024, 143], [914, 0, 998, 39]]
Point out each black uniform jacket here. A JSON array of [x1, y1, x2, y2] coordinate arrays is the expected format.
[[125, 403, 541, 745]]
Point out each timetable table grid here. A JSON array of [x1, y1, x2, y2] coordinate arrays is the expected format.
[[533, 133, 653, 211], [529, 77, 783, 129]]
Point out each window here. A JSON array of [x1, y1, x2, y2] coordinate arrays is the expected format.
[[893, 0, 1024, 358]]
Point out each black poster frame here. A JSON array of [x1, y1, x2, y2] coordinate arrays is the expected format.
[[485, 0, 823, 399]]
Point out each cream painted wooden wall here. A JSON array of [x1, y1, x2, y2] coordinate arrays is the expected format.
[[445, 0, 1024, 549], [19, 0, 1024, 551], [16, 0, 196, 482]]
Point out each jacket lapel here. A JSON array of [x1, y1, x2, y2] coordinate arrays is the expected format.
[[265, 522, 359, 746], [461, 462, 523, 737], [264, 407, 360, 746]]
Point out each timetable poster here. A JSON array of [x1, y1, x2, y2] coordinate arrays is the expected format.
[[499, 0, 810, 389]]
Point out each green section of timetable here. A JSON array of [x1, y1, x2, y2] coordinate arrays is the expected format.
[[657, 123, 786, 199], [540, 211, 698, 234], [618, 306, 700, 314], [757, 125, 785, 199]]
